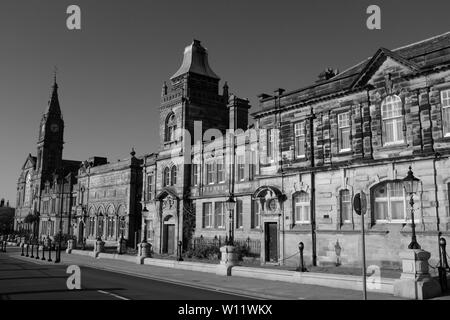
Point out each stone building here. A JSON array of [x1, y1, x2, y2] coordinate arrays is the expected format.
[[14, 33, 450, 268], [141, 33, 450, 268], [14, 76, 143, 247], [71, 153, 143, 246], [15, 79, 81, 240]]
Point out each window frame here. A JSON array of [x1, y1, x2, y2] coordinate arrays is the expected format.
[[237, 155, 245, 181], [170, 166, 177, 186], [214, 202, 226, 229], [294, 121, 306, 158], [337, 111, 351, 152], [293, 192, 310, 224], [372, 181, 412, 223], [236, 199, 243, 229], [440, 89, 450, 137], [163, 167, 170, 187], [165, 113, 176, 142], [203, 202, 213, 229], [339, 189, 352, 224], [217, 160, 226, 184], [252, 199, 262, 229], [381, 95, 404, 146], [147, 173, 153, 200], [267, 129, 274, 160], [206, 163, 216, 185], [192, 164, 199, 186]]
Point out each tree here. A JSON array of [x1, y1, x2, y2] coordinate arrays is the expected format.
[[182, 200, 196, 251], [0, 209, 14, 234]]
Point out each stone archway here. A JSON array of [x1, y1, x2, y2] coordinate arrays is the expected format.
[[252, 186, 285, 264], [156, 188, 180, 255]]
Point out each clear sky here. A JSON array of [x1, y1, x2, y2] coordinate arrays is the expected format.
[[1, 0, 449, 204]]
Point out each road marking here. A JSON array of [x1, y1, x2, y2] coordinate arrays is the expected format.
[[97, 290, 130, 300]]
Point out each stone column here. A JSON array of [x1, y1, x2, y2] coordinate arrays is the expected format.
[[393, 249, 441, 300], [216, 245, 238, 276]]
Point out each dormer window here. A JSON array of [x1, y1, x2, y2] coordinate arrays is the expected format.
[[381, 95, 404, 145], [165, 113, 176, 142]]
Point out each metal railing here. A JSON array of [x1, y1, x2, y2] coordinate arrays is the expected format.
[[191, 236, 261, 256]]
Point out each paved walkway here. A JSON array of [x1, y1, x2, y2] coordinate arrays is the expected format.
[[6, 248, 401, 300]]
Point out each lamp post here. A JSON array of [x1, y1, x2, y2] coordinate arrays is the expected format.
[[225, 194, 236, 245], [403, 166, 421, 250], [55, 168, 65, 263]]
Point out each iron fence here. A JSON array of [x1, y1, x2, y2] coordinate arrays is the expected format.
[[191, 236, 261, 257]]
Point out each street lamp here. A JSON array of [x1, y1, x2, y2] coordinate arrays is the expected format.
[[403, 166, 421, 250], [55, 168, 65, 263], [225, 194, 236, 245]]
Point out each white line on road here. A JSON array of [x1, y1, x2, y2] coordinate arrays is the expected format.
[[97, 290, 130, 300]]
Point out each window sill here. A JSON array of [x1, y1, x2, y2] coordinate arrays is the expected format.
[[291, 223, 311, 231], [337, 150, 353, 156], [381, 142, 407, 150]]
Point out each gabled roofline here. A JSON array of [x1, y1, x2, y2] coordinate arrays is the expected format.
[[350, 47, 420, 89]]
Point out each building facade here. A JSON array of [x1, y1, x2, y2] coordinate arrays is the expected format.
[[15, 33, 450, 269], [141, 34, 450, 268], [71, 154, 143, 246], [15, 80, 81, 240]]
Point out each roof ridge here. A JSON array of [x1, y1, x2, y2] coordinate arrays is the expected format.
[[392, 31, 450, 52]]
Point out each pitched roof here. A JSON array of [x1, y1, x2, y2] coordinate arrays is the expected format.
[[256, 31, 450, 114]]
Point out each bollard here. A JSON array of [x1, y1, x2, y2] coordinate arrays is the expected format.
[[21, 242, 25, 256], [177, 241, 183, 261], [25, 241, 29, 257], [55, 242, 61, 263], [30, 242, 34, 258], [47, 240, 52, 262], [298, 242, 307, 272], [35, 242, 40, 259], [438, 237, 449, 293], [41, 241, 46, 261]]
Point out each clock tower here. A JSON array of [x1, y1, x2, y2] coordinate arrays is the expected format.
[[36, 78, 65, 180]]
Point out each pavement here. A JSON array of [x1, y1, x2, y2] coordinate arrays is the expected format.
[[0, 247, 405, 300]]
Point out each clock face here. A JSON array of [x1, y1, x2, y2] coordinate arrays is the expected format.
[[50, 123, 59, 133]]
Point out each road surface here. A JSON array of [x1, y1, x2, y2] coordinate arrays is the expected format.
[[0, 252, 252, 300]]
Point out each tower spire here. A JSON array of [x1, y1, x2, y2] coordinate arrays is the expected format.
[[46, 68, 61, 115]]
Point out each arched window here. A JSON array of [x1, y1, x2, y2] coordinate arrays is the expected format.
[[106, 206, 115, 238], [24, 172, 32, 206], [163, 167, 170, 187], [373, 181, 413, 222], [165, 113, 176, 142], [97, 209, 104, 238], [381, 95, 404, 145], [340, 189, 352, 223], [88, 207, 95, 237], [293, 192, 310, 224], [170, 166, 177, 186]]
